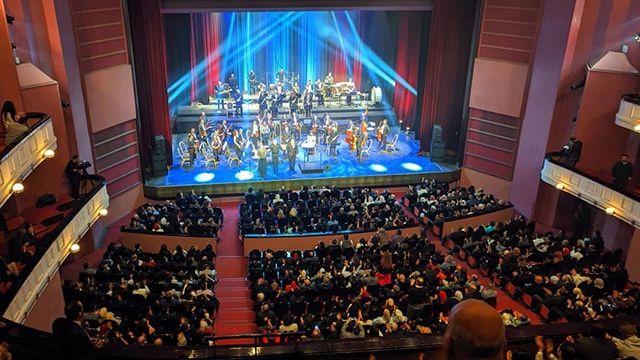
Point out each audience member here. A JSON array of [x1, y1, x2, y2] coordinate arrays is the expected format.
[[1, 101, 27, 145], [611, 154, 634, 191], [441, 299, 506, 360], [241, 185, 413, 234], [52, 301, 96, 360], [608, 323, 640, 359], [125, 191, 223, 236], [64, 243, 218, 347], [571, 323, 618, 360]]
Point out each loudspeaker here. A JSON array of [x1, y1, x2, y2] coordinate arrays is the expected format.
[[150, 135, 168, 178], [429, 124, 445, 162]]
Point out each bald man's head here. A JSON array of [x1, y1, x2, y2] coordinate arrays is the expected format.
[[442, 299, 506, 360]]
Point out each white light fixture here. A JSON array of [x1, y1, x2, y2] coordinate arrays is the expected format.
[[634, 124, 640, 132], [556, 183, 565, 190], [99, 208, 108, 217], [70, 243, 80, 253], [12, 183, 24, 194], [605, 207, 615, 215], [44, 149, 55, 159]]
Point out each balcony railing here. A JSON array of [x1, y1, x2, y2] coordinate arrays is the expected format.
[[1, 175, 109, 324], [541, 156, 640, 227], [614, 94, 640, 132], [0, 112, 57, 208]]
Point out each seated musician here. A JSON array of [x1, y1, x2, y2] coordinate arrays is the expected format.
[[281, 121, 291, 144], [292, 113, 302, 141], [315, 79, 324, 106], [258, 89, 268, 116], [251, 119, 260, 148], [346, 78, 355, 106], [227, 73, 238, 91], [327, 120, 339, 157], [303, 133, 317, 162], [303, 88, 313, 118], [210, 132, 222, 162], [346, 120, 355, 151], [260, 118, 271, 145]]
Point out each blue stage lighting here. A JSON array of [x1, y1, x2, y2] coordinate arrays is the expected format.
[[235, 170, 255, 181], [401, 162, 423, 172], [369, 164, 388, 173], [194, 172, 215, 183]]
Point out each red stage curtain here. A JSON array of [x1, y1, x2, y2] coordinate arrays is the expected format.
[[393, 13, 424, 129], [190, 13, 221, 102], [127, 0, 173, 165]]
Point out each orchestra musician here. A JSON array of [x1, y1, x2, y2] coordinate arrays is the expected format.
[[324, 72, 334, 98], [277, 68, 286, 84], [234, 89, 243, 116], [345, 120, 355, 151], [289, 84, 300, 116], [303, 88, 313, 117], [232, 129, 244, 161], [327, 124, 339, 158], [355, 127, 364, 161], [258, 88, 268, 116], [270, 88, 281, 119], [281, 121, 291, 145], [346, 78, 355, 106], [210, 132, 222, 163], [251, 119, 260, 148], [260, 117, 271, 145], [187, 128, 198, 162], [377, 118, 390, 150], [215, 81, 226, 110], [315, 79, 325, 106], [227, 73, 238, 91], [197, 112, 209, 141], [257, 145, 267, 179], [303, 132, 317, 162], [287, 137, 297, 172], [292, 113, 302, 141], [249, 70, 258, 94], [270, 138, 280, 173]]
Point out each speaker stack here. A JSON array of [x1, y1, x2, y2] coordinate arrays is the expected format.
[[430, 124, 445, 163], [150, 135, 168, 178]]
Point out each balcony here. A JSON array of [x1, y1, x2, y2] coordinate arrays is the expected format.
[[541, 156, 640, 227], [615, 94, 640, 132], [1, 176, 108, 324], [0, 112, 57, 208]]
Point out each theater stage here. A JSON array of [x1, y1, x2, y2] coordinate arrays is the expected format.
[[144, 131, 460, 198]]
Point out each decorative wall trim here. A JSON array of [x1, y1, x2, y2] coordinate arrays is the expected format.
[[2, 180, 109, 324], [0, 115, 57, 208], [541, 158, 640, 228]]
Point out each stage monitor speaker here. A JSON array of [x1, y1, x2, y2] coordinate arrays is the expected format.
[[299, 163, 328, 174], [430, 124, 445, 162], [150, 135, 168, 178]]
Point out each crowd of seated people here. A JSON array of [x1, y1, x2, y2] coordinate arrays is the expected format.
[[0, 224, 39, 296], [63, 242, 218, 347], [404, 179, 509, 223], [240, 186, 415, 235], [444, 216, 639, 322], [124, 191, 223, 236], [246, 230, 527, 340], [513, 322, 640, 360]]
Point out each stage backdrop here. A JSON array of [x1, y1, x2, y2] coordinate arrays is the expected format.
[[164, 10, 429, 128]]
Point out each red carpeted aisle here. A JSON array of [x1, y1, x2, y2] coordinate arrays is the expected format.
[[213, 201, 257, 343]]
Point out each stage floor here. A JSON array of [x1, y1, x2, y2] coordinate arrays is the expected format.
[[144, 131, 460, 198]]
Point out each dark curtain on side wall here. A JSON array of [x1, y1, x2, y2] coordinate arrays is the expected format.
[[127, 0, 173, 166], [393, 12, 428, 129]]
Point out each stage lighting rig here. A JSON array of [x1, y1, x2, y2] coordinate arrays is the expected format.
[[634, 32, 640, 43], [6, 15, 15, 25]]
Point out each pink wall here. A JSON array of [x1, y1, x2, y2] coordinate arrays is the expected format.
[[574, 71, 639, 174], [509, 0, 576, 218], [0, 1, 23, 110], [469, 59, 529, 118], [626, 229, 640, 283], [23, 272, 65, 332]]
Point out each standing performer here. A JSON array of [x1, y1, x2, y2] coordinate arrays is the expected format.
[[270, 138, 280, 173], [234, 89, 243, 116], [198, 112, 209, 141], [258, 145, 267, 179], [355, 128, 363, 161], [277, 68, 286, 84], [215, 82, 226, 110], [227, 73, 238, 91], [210, 132, 222, 163], [258, 88, 268, 116], [232, 129, 244, 161], [249, 70, 258, 94], [315, 79, 325, 106], [187, 128, 198, 163], [292, 113, 302, 141], [303, 88, 313, 118], [287, 137, 297, 172], [377, 118, 389, 150], [345, 120, 355, 151], [251, 119, 260, 149], [346, 78, 355, 106]]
